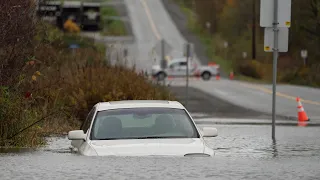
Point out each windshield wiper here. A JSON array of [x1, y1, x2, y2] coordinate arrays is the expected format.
[[135, 136, 188, 139], [96, 138, 124, 140], [95, 136, 191, 140], [96, 136, 196, 140]]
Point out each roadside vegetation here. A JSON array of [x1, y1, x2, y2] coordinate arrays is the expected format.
[[100, 4, 127, 36], [0, 0, 174, 148], [174, 0, 320, 87]]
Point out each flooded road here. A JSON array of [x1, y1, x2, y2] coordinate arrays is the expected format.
[[1, 124, 320, 180]]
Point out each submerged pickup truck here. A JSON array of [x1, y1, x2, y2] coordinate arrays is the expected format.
[[151, 58, 220, 81]]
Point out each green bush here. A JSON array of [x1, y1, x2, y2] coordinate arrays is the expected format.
[[236, 60, 263, 79], [279, 67, 320, 87]]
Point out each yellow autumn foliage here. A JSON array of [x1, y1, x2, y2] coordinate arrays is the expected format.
[[63, 19, 80, 33]]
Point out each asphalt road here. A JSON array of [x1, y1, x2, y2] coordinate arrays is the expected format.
[[166, 78, 320, 121], [124, 0, 320, 121], [168, 86, 272, 119]]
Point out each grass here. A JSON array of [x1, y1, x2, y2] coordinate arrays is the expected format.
[[179, 5, 234, 74], [174, 1, 320, 87], [101, 19, 127, 36], [101, 5, 118, 17], [100, 5, 128, 36], [235, 75, 271, 84], [175, 1, 284, 84], [0, 7, 173, 148]]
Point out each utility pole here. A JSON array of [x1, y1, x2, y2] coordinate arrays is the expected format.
[[252, 0, 256, 60], [192, 0, 196, 19]]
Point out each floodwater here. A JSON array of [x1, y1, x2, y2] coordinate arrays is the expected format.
[[1, 124, 320, 180]]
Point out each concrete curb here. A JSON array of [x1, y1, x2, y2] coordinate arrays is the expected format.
[[194, 118, 320, 126], [80, 32, 135, 43]]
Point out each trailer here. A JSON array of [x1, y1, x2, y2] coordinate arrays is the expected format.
[[36, 0, 62, 25], [35, 0, 102, 31], [60, 1, 82, 26], [81, 2, 101, 30]]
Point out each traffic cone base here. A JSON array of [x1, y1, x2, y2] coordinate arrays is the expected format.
[[297, 121, 307, 127]]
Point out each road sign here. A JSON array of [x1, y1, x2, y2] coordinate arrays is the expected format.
[[69, 44, 79, 49], [223, 41, 228, 48], [206, 22, 211, 29], [183, 43, 194, 57], [260, 0, 292, 28], [264, 27, 289, 52], [301, 49, 308, 66], [301, 50, 308, 58], [242, 52, 247, 59], [69, 44, 79, 55]]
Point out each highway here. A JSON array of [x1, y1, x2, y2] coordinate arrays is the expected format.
[[124, 0, 320, 121]]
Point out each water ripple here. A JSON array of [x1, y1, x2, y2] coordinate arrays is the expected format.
[[1, 125, 320, 179]]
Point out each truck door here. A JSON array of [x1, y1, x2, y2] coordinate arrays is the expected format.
[[167, 62, 180, 77], [176, 61, 194, 77]]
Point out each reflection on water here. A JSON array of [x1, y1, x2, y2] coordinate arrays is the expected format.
[[1, 124, 320, 179], [0, 148, 36, 154], [272, 139, 278, 158]]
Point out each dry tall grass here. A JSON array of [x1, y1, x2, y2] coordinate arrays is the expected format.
[[0, 0, 175, 147]]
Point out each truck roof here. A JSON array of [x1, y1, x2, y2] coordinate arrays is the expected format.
[[63, 1, 81, 8], [82, 2, 101, 7]]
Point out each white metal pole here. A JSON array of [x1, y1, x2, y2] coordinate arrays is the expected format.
[[272, 0, 279, 140]]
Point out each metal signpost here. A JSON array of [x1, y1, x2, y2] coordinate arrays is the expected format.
[[69, 44, 79, 55], [185, 43, 191, 108], [301, 50, 308, 66], [223, 41, 228, 60], [160, 39, 166, 86], [260, 0, 291, 140], [242, 52, 247, 59], [123, 48, 128, 66]]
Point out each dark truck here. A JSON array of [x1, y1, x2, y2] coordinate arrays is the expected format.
[[81, 2, 101, 30], [60, 1, 82, 26], [36, 0, 62, 25], [35, 0, 101, 31]]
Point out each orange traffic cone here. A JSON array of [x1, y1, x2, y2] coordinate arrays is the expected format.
[[296, 97, 310, 122], [216, 74, 220, 80], [195, 70, 200, 80], [229, 71, 234, 80]]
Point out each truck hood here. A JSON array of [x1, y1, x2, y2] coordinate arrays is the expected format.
[[151, 64, 161, 70], [89, 138, 211, 156]]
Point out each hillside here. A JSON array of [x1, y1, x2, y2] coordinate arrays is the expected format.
[[174, 0, 320, 87]]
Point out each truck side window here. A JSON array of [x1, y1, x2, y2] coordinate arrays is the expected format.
[[169, 62, 179, 69]]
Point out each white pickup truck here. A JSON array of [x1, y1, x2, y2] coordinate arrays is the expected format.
[[151, 58, 220, 81]]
